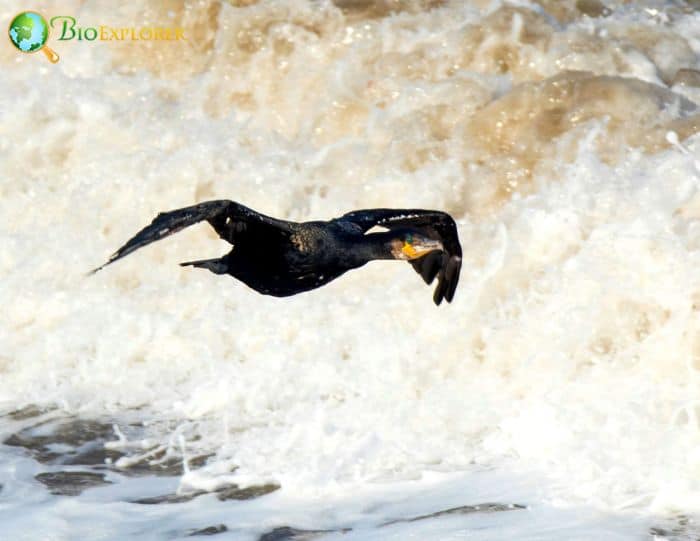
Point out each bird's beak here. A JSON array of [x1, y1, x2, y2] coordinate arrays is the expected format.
[[402, 238, 444, 260]]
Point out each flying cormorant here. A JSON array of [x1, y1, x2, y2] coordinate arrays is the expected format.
[[92, 200, 462, 305]]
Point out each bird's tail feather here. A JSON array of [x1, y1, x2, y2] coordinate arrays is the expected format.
[[180, 257, 228, 275]]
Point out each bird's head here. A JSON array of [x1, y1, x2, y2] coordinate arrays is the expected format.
[[391, 232, 443, 260]]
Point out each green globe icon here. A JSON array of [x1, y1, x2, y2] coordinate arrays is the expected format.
[[8, 11, 59, 62]]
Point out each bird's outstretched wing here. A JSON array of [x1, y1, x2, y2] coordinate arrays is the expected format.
[[338, 209, 462, 305], [90, 200, 291, 274]]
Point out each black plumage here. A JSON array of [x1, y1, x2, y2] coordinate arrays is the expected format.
[[92, 200, 462, 305]]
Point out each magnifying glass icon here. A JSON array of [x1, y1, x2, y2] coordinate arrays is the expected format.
[[8, 11, 60, 63]]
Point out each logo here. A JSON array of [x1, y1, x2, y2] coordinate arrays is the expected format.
[[50, 16, 186, 42], [8, 11, 186, 63], [8, 11, 59, 63]]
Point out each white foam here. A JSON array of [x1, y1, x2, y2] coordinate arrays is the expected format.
[[2, 0, 700, 538]]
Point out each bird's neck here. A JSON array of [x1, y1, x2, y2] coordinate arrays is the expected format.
[[348, 232, 399, 266]]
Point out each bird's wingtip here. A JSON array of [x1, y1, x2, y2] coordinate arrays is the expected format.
[[87, 253, 118, 276], [86, 264, 104, 277]]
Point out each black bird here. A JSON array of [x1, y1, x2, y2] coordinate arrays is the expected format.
[[92, 200, 462, 305]]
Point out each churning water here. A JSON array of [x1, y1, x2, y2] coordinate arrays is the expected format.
[[2, 0, 700, 539]]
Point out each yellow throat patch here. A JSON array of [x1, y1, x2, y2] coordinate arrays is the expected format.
[[402, 241, 418, 259]]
